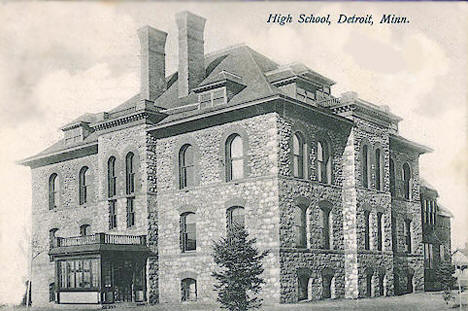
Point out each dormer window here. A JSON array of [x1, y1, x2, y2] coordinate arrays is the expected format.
[[194, 71, 245, 110], [198, 89, 226, 109], [323, 86, 331, 95], [61, 121, 93, 145]]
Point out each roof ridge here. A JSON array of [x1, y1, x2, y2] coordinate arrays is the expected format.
[[243, 45, 277, 95]]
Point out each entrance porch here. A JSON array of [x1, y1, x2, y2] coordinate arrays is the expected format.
[[49, 233, 150, 305]]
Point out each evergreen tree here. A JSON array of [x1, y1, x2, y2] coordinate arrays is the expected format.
[[435, 262, 457, 305], [212, 224, 270, 311], [435, 262, 457, 290]]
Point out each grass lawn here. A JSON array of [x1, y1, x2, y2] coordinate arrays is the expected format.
[[1, 292, 463, 311]]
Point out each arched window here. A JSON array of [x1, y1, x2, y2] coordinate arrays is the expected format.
[[126, 152, 135, 195], [79, 166, 88, 205], [375, 149, 383, 190], [317, 140, 331, 184], [226, 134, 244, 181], [49, 173, 58, 210], [293, 206, 307, 248], [181, 212, 196, 252], [227, 206, 245, 231], [49, 228, 58, 248], [292, 132, 304, 178], [181, 278, 197, 302], [321, 208, 332, 249], [179, 145, 194, 189], [107, 157, 116, 198], [362, 145, 370, 188], [389, 159, 396, 196], [364, 210, 370, 250], [80, 224, 90, 236], [402, 163, 411, 200]]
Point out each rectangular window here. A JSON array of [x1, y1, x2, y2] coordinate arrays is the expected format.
[[428, 244, 434, 268], [405, 220, 412, 253], [212, 89, 225, 105], [440, 245, 445, 262], [126, 172, 135, 195], [108, 177, 116, 198], [127, 198, 135, 228], [58, 258, 100, 289], [322, 210, 330, 250], [364, 211, 370, 250], [391, 217, 397, 252], [377, 212, 383, 251], [231, 158, 244, 180], [109, 200, 117, 230], [199, 89, 226, 109]]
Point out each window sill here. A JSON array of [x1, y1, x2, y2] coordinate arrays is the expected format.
[[280, 247, 342, 254], [180, 251, 197, 257]]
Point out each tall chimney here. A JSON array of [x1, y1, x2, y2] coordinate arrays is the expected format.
[[176, 11, 206, 98], [138, 26, 168, 102]]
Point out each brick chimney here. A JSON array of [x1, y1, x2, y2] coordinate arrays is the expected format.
[[138, 26, 168, 102], [176, 11, 206, 98]]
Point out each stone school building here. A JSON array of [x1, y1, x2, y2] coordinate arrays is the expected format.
[[21, 10, 446, 307]]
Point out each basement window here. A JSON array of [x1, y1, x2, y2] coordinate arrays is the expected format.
[[198, 88, 226, 109]]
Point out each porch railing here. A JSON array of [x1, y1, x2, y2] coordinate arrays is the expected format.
[[52, 233, 146, 248]]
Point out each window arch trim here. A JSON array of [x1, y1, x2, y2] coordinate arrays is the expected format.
[[181, 212, 197, 252], [125, 152, 135, 195], [374, 147, 384, 191], [402, 162, 412, 200], [220, 126, 250, 182], [107, 156, 117, 198], [227, 206, 245, 231], [79, 166, 89, 205], [319, 201, 333, 250], [48, 173, 59, 210], [317, 139, 332, 184], [174, 139, 200, 189], [361, 142, 371, 189], [292, 131, 306, 179]]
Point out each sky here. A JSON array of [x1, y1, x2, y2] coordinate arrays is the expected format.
[[0, 1, 467, 305]]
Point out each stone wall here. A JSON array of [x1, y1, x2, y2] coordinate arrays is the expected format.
[[155, 113, 282, 304], [275, 113, 349, 302], [30, 123, 153, 307], [390, 148, 424, 293]]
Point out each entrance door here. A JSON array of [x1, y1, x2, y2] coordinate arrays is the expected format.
[[101, 256, 146, 303], [114, 260, 133, 302]]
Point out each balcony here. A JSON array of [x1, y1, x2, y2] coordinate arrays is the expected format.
[[316, 97, 342, 107], [49, 233, 149, 258]]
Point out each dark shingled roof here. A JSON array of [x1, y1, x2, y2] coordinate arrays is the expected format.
[[21, 44, 288, 163]]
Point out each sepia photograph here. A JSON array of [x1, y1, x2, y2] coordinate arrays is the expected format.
[[0, 2, 467, 310]]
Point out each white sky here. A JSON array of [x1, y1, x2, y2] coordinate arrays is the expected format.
[[0, 2, 467, 305]]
